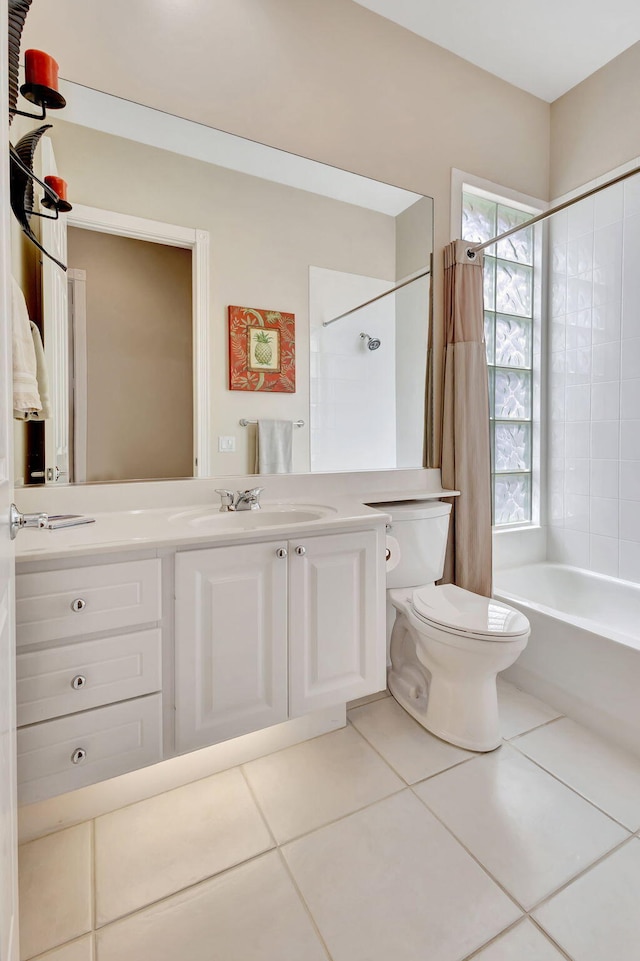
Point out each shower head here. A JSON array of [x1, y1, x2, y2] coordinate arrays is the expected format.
[[360, 332, 381, 351]]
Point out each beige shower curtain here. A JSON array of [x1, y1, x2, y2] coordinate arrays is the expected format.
[[441, 240, 492, 597]]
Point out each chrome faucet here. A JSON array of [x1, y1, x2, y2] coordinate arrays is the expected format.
[[215, 488, 264, 512]]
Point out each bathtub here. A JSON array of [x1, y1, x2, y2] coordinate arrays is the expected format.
[[494, 563, 640, 759]]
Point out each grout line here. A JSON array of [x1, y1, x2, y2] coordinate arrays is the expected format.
[[527, 915, 577, 961], [275, 847, 335, 961], [238, 765, 278, 850], [507, 739, 638, 833], [506, 713, 565, 741], [274, 784, 407, 847], [527, 833, 637, 915], [409, 785, 527, 915], [94, 847, 279, 931], [458, 918, 534, 961]]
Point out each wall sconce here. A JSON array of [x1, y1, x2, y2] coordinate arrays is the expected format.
[[8, 0, 69, 271], [15, 49, 67, 121], [10, 125, 68, 270]]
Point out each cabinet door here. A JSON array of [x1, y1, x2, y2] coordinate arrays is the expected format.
[[175, 542, 288, 753], [289, 530, 385, 715]]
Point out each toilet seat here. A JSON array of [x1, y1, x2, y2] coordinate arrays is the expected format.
[[410, 583, 529, 642]]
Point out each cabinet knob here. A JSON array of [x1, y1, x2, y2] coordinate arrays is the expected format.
[[71, 674, 87, 690], [295, 546, 306, 556], [275, 548, 287, 558], [71, 748, 87, 765], [71, 598, 86, 613]]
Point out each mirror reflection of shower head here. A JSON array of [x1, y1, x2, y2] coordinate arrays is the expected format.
[[360, 332, 381, 350]]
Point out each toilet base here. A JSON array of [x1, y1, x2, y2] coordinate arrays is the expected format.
[[388, 608, 525, 752]]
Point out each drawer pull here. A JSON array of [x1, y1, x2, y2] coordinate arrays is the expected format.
[[71, 598, 87, 613], [71, 675, 87, 690], [275, 548, 287, 558], [71, 748, 87, 765], [295, 546, 306, 556]]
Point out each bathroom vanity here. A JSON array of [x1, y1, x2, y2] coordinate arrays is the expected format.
[[14, 498, 389, 804]]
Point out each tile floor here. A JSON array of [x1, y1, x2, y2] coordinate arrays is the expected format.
[[18, 681, 640, 961]]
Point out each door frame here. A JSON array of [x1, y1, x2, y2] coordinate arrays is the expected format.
[[58, 197, 212, 477]]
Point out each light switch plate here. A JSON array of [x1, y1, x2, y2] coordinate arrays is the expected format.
[[218, 435, 236, 453]]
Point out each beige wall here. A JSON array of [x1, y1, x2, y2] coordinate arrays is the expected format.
[[50, 120, 397, 475], [24, 0, 551, 462], [67, 228, 193, 482], [551, 42, 640, 198]]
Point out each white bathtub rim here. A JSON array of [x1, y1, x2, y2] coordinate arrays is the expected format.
[[494, 562, 640, 654]]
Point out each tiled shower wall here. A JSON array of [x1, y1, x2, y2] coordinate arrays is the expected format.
[[548, 173, 640, 583]]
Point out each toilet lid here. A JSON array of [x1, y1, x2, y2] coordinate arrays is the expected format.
[[411, 584, 530, 639]]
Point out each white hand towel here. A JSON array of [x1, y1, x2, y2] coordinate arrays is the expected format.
[[12, 276, 41, 417], [27, 322, 51, 420], [255, 419, 294, 474]]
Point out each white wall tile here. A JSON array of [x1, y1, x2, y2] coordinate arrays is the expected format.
[[589, 534, 619, 576], [591, 382, 619, 421], [589, 497, 619, 538], [620, 461, 640, 501], [624, 178, 640, 219], [591, 301, 621, 345], [621, 379, 640, 420], [621, 421, 640, 460], [591, 342, 620, 383], [595, 184, 624, 229], [620, 338, 640, 376], [590, 421, 620, 460], [565, 421, 590, 458], [590, 459, 618, 499], [619, 500, 640, 543], [565, 385, 590, 421], [619, 539, 640, 582], [568, 196, 594, 239], [564, 459, 589, 496], [564, 494, 590, 532]]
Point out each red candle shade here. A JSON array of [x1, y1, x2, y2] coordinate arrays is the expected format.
[[44, 176, 67, 201], [42, 175, 72, 213], [24, 50, 60, 92]]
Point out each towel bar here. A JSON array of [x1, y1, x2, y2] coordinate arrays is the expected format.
[[239, 419, 304, 427]]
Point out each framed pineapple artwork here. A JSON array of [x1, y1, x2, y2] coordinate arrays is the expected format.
[[228, 306, 295, 392]]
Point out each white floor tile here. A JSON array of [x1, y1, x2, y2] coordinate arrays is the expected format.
[[414, 744, 628, 909], [243, 725, 403, 842], [470, 920, 566, 960], [514, 717, 640, 830], [31, 937, 93, 961], [533, 839, 640, 961], [283, 790, 521, 961], [96, 851, 328, 961], [348, 696, 473, 783], [497, 681, 563, 739], [19, 823, 92, 961], [95, 767, 273, 925]]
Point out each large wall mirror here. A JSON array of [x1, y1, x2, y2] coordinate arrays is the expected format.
[[12, 81, 433, 486]]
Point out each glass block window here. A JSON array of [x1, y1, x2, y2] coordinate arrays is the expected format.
[[462, 190, 538, 526]]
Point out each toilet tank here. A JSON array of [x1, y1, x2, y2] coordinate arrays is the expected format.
[[377, 500, 452, 589]]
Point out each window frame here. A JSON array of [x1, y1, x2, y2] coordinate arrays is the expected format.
[[451, 170, 546, 530]]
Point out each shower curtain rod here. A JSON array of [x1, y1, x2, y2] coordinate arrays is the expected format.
[[322, 268, 431, 327], [466, 162, 640, 259]]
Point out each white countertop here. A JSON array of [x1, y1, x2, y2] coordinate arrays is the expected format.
[[14, 497, 388, 563]]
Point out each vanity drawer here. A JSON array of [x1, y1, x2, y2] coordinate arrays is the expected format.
[[17, 694, 163, 805], [16, 559, 162, 647], [16, 629, 162, 726]]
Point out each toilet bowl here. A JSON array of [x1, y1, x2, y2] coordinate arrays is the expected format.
[[377, 500, 530, 752], [388, 584, 529, 751]]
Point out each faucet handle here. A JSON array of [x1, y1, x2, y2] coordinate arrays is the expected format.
[[215, 489, 235, 512], [242, 487, 264, 498]]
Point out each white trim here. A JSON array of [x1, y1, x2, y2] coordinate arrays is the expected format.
[[66, 205, 212, 477], [68, 270, 88, 483]]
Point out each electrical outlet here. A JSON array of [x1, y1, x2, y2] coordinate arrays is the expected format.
[[218, 435, 236, 453]]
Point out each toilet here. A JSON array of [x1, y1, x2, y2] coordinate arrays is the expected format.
[[380, 500, 530, 752]]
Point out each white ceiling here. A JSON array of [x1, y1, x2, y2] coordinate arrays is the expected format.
[[353, 0, 640, 101]]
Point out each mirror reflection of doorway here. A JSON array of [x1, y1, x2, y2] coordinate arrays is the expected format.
[[65, 227, 193, 483]]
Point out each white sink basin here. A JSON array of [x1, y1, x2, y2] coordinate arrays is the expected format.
[[169, 504, 336, 530]]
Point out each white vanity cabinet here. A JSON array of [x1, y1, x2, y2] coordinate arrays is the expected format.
[[175, 528, 385, 753], [15, 558, 164, 804]]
